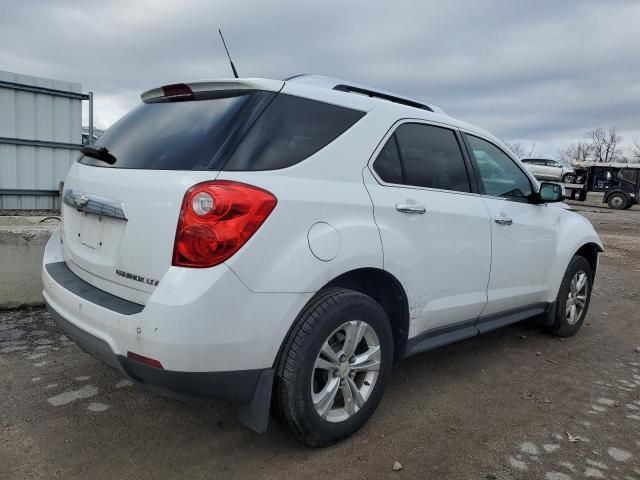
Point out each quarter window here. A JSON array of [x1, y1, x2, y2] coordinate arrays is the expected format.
[[373, 123, 471, 193], [466, 134, 532, 201], [224, 94, 365, 171], [372, 137, 403, 184]]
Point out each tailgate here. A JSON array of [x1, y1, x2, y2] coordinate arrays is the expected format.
[[61, 163, 218, 304]]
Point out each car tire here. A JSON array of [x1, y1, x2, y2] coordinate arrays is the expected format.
[[562, 173, 576, 184], [607, 192, 628, 210], [545, 256, 593, 337], [578, 190, 587, 201], [273, 287, 393, 446]]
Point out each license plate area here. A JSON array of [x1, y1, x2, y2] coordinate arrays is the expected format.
[[79, 213, 104, 250]]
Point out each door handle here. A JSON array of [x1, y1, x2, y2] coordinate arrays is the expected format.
[[396, 204, 426, 214], [494, 217, 513, 225]]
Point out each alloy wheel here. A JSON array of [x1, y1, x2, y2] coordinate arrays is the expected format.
[[566, 270, 588, 325], [311, 320, 381, 423]]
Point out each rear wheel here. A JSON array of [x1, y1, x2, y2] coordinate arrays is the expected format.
[[607, 192, 628, 209], [273, 288, 393, 446], [545, 256, 593, 337]]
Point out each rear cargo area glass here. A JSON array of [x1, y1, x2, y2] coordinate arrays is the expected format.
[[80, 92, 275, 170], [222, 95, 365, 171]]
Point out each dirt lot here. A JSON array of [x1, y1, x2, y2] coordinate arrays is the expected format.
[[1, 196, 640, 479]]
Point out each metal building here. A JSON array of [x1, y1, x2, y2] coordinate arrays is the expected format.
[[0, 70, 92, 210]]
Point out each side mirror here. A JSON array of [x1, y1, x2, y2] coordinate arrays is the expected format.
[[539, 182, 563, 203]]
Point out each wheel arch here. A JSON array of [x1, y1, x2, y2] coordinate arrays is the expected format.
[[324, 268, 410, 361], [273, 267, 410, 368], [573, 242, 603, 277]]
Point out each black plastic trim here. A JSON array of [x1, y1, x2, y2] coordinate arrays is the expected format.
[[455, 129, 481, 194], [404, 320, 477, 357], [475, 303, 547, 334], [333, 84, 433, 112], [404, 303, 550, 358], [45, 262, 144, 315]]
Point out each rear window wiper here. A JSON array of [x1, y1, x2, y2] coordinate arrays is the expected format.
[[80, 145, 117, 165]]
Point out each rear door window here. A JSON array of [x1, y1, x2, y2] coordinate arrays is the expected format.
[[393, 123, 471, 193]]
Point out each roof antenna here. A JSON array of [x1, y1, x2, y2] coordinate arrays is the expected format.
[[218, 29, 239, 78]]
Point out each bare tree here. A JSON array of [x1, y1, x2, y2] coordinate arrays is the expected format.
[[527, 143, 536, 157], [588, 127, 622, 163], [505, 141, 525, 159], [558, 141, 591, 164], [632, 137, 640, 162]]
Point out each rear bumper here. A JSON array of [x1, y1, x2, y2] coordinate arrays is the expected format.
[[41, 226, 312, 431], [46, 302, 267, 403], [42, 227, 311, 373]]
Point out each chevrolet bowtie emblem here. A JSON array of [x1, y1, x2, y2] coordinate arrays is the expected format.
[[73, 194, 89, 208]]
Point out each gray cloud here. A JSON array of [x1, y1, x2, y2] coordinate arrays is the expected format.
[[1, 0, 639, 157]]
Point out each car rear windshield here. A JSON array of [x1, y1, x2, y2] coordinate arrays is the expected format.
[[80, 92, 365, 171], [80, 92, 275, 170]]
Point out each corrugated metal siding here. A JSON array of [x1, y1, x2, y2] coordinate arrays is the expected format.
[[0, 70, 83, 209]]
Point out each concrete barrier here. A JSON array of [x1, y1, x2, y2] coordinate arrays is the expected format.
[[0, 216, 58, 309]]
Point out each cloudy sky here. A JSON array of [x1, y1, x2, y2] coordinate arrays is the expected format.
[[2, 0, 639, 157]]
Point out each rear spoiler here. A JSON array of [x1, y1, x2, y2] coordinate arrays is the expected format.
[[141, 78, 284, 103]]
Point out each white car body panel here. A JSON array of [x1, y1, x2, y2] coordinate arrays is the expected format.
[[480, 198, 560, 315]]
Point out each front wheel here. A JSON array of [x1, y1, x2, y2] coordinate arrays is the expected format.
[[273, 288, 393, 446], [562, 173, 576, 184], [545, 256, 593, 337]]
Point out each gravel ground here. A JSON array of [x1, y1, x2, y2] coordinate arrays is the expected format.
[[1, 197, 639, 479]]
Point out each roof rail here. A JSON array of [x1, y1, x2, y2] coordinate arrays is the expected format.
[[332, 84, 433, 112], [284, 75, 443, 113]]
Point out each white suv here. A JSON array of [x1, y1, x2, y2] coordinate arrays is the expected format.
[[42, 75, 602, 446], [521, 158, 577, 183]]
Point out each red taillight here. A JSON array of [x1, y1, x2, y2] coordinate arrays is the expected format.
[[127, 351, 164, 369], [172, 181, 277, 268]]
